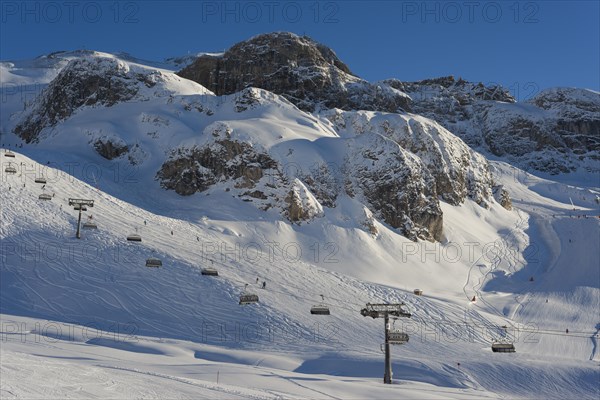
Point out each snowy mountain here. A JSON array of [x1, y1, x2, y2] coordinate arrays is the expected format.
[[1, 33, 599, 399], [6, 50, 500, 241]]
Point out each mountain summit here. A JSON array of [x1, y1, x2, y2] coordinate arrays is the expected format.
[[177, 32, 411, 113]]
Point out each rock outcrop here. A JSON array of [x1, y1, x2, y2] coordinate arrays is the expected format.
[[323, 109, 493, 208], [93, 137, 129, 160], [156, 139, 279, 196], [384, 77, 600, 173], [15, 57, 149, 142], [493, 185, 512, 210]]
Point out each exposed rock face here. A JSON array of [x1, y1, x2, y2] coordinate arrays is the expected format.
[[157, 131, 445, 240], [493, 185, 512, 210], [284, 180, 324, 223], [343, 133, 443, 241], [384, 77, 600, 173], [323, 109, 493, 207], [178, 32, 411, 113], [156, 139, 278, 196], [93, 138, 128, 160]]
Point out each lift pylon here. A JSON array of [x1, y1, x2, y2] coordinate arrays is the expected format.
[[360, 303, 412, 384], [68, 198, 94, 239]]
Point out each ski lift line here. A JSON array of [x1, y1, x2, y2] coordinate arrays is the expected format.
[[199, 272, 597, 339], [222, 269, 597, 340], [207, 252, 392, 309], [215, 267, 372, 312], [32, 195, 586, 342], [190, 258, 596, 340], [7, 226, 598, 342]]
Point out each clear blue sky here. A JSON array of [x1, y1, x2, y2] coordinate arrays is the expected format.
[[1, 1, 598, 99]]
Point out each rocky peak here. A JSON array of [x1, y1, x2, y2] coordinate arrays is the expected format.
[[177, 32, 411, 113]]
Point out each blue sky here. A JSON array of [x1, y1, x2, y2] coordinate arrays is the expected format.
[[1, 1, 598, 99]]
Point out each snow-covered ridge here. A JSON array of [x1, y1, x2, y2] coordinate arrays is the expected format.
[[13, 54, 212, 143], [4, 48, 504, 241]]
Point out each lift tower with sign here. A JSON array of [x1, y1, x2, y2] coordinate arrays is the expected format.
[[68, 198, 94, 239], [360, 303, 412, 384]]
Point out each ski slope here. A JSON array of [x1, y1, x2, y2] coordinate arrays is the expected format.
[[1, 150, 599, 399]]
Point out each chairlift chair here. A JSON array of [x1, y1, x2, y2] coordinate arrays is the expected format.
[[82, 216, 97, 229], [491, 341, 516, 353], [239, 284, 259, 305], [34, 177, 46, 184], [127, 233, 142, 242], [145, 257, 162, 268], [5, 164, 16, 174], [38, 193, 52, 201], [388, 329, 409, 345], [310, 295, 331, 315], [201, 267, 218, 276], [4, 151, 15, 158]]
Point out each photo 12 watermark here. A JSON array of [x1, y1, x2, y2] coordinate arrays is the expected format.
[[200, 1, 340, 24], [399, 1, 540, 24], [1, 1, 141, 24]]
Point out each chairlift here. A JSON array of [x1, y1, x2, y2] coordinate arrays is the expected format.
[[5, 165, 16, 174], [387, 319, 409, 344], [38, 193, 52, 201], [34, 177, 46, 184], [491, 341, 516, 353], [83, 221, 97, 229], [201, 267, 219, 276], [239, 284, 259, 305], [82, 216, 97, 229], [127, 233, 142, 242], [310, 295, 331, 315], [145, 257, 162, 268], [388, 330, 409, 345], [4, 151, 15, 158]]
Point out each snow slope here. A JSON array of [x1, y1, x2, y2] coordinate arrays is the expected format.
[[1, 150, 599, 399], [1, 48, 599, 399]]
